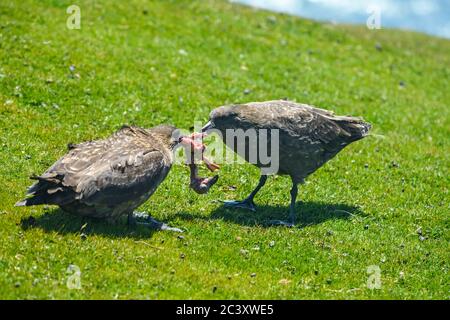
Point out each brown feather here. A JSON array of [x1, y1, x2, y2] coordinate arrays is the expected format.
[[208, 100, 371, 183], [16, 125, 180, 220]]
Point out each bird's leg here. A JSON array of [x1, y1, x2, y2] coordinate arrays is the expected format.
[[289, 183, 298, 225], [128, 212, 183, 232], [223, 175, 268, 212], [268, 182, 298, 227]]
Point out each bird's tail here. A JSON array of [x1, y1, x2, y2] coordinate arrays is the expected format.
[[345, 119, 372, 140], [15, 196, 48, 207], [15, 190, 74, 207], [15, 174, 75, 207], [333, 116, 372, 142]]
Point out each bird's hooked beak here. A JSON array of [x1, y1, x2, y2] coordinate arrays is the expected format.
[[178, 136, 192, 149], [201, 121, 213, 133]]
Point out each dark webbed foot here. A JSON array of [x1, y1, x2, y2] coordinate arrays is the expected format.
[[223, 175, 268, 212], [223, 199, 257, 212], [128, 212, 183, 232]]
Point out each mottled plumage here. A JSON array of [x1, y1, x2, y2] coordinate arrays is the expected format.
[[203, 100, 371, 226], [16, 125, 182, 228]]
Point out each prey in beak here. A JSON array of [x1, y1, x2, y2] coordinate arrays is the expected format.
[[179, 132, 219, 194]]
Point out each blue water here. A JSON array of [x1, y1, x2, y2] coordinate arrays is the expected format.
[[233, 0, 450, 39]]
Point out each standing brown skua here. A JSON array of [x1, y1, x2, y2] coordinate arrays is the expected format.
[[202, 100, 371, 226]]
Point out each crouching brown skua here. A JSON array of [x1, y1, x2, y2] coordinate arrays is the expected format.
[[16, 125, 218, 232], [202, 100, 371, 227]]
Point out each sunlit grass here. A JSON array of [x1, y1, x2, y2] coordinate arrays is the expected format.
[[0, 0, 448, 299]]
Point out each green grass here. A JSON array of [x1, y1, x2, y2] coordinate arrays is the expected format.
[[0, 0, 449, 299]]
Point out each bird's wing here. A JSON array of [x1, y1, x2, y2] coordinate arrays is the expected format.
[[76, 148, 170, 207], [26, 138, 113, 198], [239, 100, 349, 145], [26, 127, 170, 209]]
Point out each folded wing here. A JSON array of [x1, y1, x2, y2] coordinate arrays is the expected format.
[[16, 136, 169, 211]]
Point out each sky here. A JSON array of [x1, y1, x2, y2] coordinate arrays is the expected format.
[[233, 0, 450, 39]]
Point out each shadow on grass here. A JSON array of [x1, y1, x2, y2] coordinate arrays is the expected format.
[[173, 201, 364, 228], [20, 201, 364, 237], [20, 208, 158, 239]]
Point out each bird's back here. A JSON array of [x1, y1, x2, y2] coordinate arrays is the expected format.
[[17, 126, 173, 219]]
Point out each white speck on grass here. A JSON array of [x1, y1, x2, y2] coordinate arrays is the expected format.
[[240, 249, 249, 256]]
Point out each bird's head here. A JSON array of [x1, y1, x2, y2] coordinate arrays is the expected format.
[[151, 125, 186, 150], [151, 125, 205, 152], [202, 105, 239, 132]]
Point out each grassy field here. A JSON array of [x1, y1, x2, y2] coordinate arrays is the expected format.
[[0, 0, 448, 299]]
